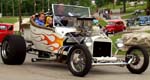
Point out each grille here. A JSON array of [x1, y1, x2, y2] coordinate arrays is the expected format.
[[93, 41, 111, 57]]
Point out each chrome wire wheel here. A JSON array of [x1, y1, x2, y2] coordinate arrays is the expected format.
[[127, 50, 144, 70], [68, 45, 92, 77], [70, 49, 86, 72], [126, 46, 149, 74]]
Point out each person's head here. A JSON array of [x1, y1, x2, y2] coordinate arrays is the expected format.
[[38, 12, 45, 22], [56, 4, 64, 16], [45, 16, 53, 26]]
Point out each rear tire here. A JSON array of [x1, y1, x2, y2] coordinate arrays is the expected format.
[[67, 45, 92, 77], [126, 46, 149, 74], [1, 35, 26, 65]]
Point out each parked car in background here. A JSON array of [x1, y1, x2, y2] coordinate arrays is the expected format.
[[138, 16, 147, 26], [126, 18, 136, 27], [0, 23, 14, 43], [146, 16, 150, 25], [103, 20, 126, 34], [138, 16, 150, 26]]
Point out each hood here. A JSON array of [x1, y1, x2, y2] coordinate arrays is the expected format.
[[55, 27, 77, 37]]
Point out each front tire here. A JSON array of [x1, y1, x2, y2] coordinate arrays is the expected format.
[[67, 45, 92, 77], [126, 46, 149, 74], [1, 35, 26, 65]]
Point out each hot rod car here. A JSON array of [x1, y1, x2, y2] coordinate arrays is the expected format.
[[0, 4, 149, 77]]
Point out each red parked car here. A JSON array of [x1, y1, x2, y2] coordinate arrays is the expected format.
[[0, 23, 14, 43], [104, 20, 126, 34]]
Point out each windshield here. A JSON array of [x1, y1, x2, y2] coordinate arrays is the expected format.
[[139, 17, 148, 21], [108, 22, 115, 25], [0, 26, 7, 30], [52, 4, 90, 17], [52, 4, 91, 27]]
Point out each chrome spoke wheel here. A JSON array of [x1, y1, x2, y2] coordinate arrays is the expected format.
[[127, 49, 144, 70], [126, 46, 149, 74], [70, 49, 86, 72], [68, 45, 92, 77]]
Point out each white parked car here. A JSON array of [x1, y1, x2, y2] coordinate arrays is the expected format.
[[1, 4, 149, 77]]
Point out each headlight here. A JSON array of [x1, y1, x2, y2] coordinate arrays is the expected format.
[[85, 37, 92, 46], [115, 39, 124, 48]]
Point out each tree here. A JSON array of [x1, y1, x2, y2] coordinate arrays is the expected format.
[[0, 0, 93, 16], [78, 0, 91, 7], [123, 0, 126, 13], [95, 0, 105, 7], [146, 0, 150, 15], [69, 0, 78, 5], [147, 0, 150, 8], [12, 0, 15, 16]]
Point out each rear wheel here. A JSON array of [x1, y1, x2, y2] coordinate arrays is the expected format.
[[67, 45, 92, 77], [1, 35, 26, 65], [126, 46, 149, 74]]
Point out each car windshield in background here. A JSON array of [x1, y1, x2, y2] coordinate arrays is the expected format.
[[108, 22, 115, 25], [139, 16, 148, 21], [0, 26, 7, 30], [52, 4, 90, 17]]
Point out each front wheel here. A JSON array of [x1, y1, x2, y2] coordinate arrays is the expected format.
[[126, 46, 149, 74], [67, 45, 92, 77]]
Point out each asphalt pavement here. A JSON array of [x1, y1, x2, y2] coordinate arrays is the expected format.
[[0, 54, 149, 80]]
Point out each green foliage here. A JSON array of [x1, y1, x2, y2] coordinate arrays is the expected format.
[[147, 0, 150, 8], [0, 0, 94, 16], [95, 0, 104, 7], [95, 0, 114, 8], [99, 19, 107, 27], [69, 0, 78, 5], [78, 0, 91, 7], [116, 0, 122, 5], [90, 4, 97, 12], [121, 3, 147, 19]]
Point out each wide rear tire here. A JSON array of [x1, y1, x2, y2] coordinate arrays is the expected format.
[[1, 35, 26, 65]]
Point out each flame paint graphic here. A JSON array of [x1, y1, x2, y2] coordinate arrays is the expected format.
[[42, 34, 64, 51], [31, 30, 64, 52]]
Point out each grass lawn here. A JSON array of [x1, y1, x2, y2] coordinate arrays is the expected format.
[[121, 12, 146, 19], [126, 4, 147, 14], [121, 3, 147, 19], [0, 17, 18, 23], [101, 2, 147, 19]]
